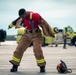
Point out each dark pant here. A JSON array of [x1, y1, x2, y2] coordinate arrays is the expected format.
[[63, 39, 67, 48]]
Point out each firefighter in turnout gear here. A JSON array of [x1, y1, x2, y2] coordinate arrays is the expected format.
[[9, 8, 55, 73]]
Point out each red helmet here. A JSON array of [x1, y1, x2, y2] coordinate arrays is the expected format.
[[57, 60, 72, 73]]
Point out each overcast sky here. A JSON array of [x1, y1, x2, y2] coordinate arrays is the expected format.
[[0, 0, 76, 35]]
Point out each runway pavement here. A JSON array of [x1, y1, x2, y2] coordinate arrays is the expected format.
[[0, 41, 76, 75]]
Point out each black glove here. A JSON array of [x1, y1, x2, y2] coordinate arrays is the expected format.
[[12, 17, 20, 25]]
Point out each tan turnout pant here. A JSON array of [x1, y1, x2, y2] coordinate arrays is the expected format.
[[10, 29, 46, 67]]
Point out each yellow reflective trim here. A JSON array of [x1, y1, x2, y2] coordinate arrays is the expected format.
[[9, 23, 14, 28], [36, 59, 45, 64], [52, 29, 55, 34], [30, 13, 32, 19], [12, 56, 20, 62]]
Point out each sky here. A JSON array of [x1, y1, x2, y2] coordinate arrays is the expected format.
[[0, 0, 76, 35]]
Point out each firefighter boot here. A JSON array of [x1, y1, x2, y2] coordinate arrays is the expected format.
[[40, 66, 45, 73], [10, 65, 18, 72]]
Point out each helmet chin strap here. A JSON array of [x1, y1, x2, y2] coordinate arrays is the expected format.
[[67, 69, 72, 73]]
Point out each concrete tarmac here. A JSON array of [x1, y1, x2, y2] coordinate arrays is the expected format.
[[0, 41, 76, 75]]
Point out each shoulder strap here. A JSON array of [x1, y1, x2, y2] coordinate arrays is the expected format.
[[30, 13, 32, 19], [29, 13, 34, 29]]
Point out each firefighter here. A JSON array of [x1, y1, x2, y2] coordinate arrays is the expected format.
[[9, 8, 55, 73]]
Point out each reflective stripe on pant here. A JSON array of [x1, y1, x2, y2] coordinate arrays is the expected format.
[[10, 29, 46, 67], [12, 56, 21, 63], [36, 59, 46, 66]]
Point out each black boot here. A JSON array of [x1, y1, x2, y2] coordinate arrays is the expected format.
[[10, 65, 18, 72], [40, 66, 45, 73]]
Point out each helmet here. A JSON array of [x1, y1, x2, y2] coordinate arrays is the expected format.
[[57, 60, 72, 73]]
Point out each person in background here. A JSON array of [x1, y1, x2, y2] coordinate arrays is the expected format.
[[54, 33, 58, 47], [63, 34, 67, 49], [63, 28, 67, 49]]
